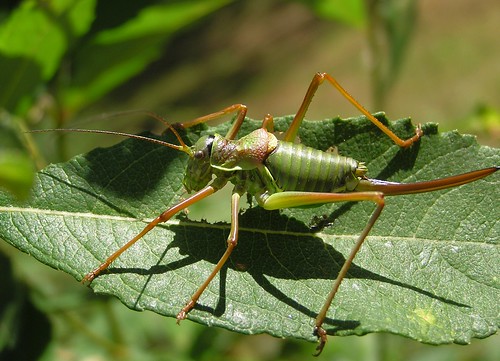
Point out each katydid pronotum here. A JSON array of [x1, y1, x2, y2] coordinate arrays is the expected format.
[[38, 73, 498, 355]]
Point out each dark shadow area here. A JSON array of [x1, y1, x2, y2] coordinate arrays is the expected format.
[[0, 253, 51, 360], [37, 171, 137, 218], [82, 132, 181, 198], [33, 130, 193, 218], [375, 136, 421, 180], [105, 203, 470, 335]]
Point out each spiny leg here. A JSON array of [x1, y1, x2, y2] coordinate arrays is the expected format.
[[313, 197, 384, 355], [285, 72, 422, 147], [82, 185, 218, 284], [177, 191, 242, 322], [262, 190, 385, 356], [179, 104, 248, 140]]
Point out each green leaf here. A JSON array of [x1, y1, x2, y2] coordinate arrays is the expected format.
[[0, 252, 51, 359], [299, 0, 366, 27], [0, 115, 498, 345], [0, 0, 96, 113], [0, 113, 34, 199], [0, 150, 34, 199], [63, 0, 231, 112]]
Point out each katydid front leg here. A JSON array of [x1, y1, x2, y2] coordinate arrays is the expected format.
[[179, 103, 248, 140], [82, 185, 219, 284]]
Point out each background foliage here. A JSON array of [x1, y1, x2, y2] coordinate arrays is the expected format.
[[0, 0, 499, 360]]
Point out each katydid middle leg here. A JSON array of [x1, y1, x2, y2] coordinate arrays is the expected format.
[[285, 72, 423, 147], [177, 191, 243, 322]]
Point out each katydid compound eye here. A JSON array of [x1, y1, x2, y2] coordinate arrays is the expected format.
[[193, 135, 214, 159]]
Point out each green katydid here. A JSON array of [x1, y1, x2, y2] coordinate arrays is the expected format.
[[36, 72, 498, 355]]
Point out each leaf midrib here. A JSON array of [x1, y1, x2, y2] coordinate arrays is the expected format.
[[1, 205, 493, 247]]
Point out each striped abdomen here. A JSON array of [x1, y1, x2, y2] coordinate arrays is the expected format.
[[264, 142, 364, 193]]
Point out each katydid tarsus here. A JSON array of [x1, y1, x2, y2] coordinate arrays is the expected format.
[[40, 73, 498, 355]]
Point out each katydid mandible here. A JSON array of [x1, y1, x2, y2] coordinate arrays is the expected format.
[[53, 73, 498, 355]]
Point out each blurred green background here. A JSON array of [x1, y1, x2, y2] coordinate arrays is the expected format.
[[0, 0, 498, 360]]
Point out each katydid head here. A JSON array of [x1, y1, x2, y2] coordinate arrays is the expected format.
[[183, 135, 215, 192]]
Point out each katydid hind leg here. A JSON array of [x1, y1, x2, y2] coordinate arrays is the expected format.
[[262, 190, 385, 355], [177, 192, 242, 322], [312, 167, 499, 354], [314, 199, 385, 356]]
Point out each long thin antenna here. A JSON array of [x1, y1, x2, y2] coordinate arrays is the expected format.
[[29, 109, 195, 155], [29, 126, 192, 156]]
